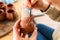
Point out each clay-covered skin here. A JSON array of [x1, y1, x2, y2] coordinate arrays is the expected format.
[[20, 22, 34, 34], [0, 9, 6, 21], [6, 9, 16, 21], [20, 16, 35, 37], [20, 22, 35, 37]]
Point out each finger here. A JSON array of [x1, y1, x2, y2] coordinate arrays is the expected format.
[[30, 16, 34, 21], [21, 33, 23, 37], [13, 19, 20, 29], [24, 16, 33, 23], [28, 16, 34, 24], [13, 19, 21, 36], [30, 27, 38, 38], [13, 29, 21, 38], [25, 34, 29, 39]]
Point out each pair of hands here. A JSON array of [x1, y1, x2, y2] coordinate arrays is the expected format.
[[13, 0, 50, 40], [13, 16, 37, 40]]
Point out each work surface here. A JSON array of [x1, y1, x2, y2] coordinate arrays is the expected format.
[[0, 0, 59, 40]]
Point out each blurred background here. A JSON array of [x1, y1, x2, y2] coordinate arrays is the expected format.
[[0, 0, 60, 40]]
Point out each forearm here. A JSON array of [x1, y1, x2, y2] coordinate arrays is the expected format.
[[40, 1, 60, 22]]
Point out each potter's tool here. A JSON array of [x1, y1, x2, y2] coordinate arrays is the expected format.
[[21, 6, 44, 20], [29, 0, 44, 17], [21, 7, 31, 20], [30, 8, 44, 18]]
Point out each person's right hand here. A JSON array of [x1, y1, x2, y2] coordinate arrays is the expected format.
[[26, 0, 49, 11], [27, 0, 43, 9]]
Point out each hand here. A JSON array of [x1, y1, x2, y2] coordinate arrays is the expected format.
[[20, 16, 35, 35], [13, 19, 38, 40], [26, 0, 49, 11], [20, 16, 34, 29]]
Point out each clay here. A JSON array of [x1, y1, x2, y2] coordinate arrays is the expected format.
[[0, 2, 16, 21], [20, 7, 35, 37], [6, 4, 16, 21], [0, 2, 4, 7], [20, 21, 35, 37], [0, 9, 6, 21], [6, 9, 16, 21], [6, 4, 14, 9], [0, 2, 6, 12], [7, 4, 13, 7]]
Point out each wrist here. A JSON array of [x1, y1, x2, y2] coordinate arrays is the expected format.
[[41, 0, 50, 11]]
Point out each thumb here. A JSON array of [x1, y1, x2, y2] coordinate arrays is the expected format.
[[13, 19, 20, 36], [30, 27, 38, 39]]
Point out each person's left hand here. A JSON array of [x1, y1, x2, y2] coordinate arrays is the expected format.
[[13, 19, 38, 40]]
